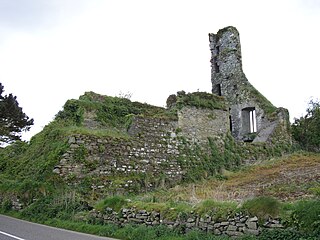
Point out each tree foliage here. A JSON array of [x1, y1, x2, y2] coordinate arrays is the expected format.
[[292, 99, 320, 152], [0, 83, 34, 144]]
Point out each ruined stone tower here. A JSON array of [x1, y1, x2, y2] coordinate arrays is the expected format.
[[209, 26, 291, 143]]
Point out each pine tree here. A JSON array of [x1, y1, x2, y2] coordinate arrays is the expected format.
[[0, 83, 34, 144]]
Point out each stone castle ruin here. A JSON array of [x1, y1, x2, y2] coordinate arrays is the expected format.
[[209, 26, 290, 143], [54, 26, 292, 195]]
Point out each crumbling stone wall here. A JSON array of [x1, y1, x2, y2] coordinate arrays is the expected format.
[[54, 106, 230, 195], [177, 106, 229, 144], [209, 26, 291, 144], [53, 26, 293, 197]]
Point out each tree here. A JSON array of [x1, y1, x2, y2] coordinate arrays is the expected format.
[[0, 83, 34, 144], [292, 99, 320, 152]]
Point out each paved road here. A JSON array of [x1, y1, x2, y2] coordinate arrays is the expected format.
[[0, 215, 118, 240]]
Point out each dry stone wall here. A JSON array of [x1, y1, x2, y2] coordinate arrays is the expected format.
[[89, 207, 284, 237]]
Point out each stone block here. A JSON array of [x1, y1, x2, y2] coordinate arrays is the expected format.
[[246, 221, 258, 230], [186, 222, 195, 228], [207, 224, 214, 230], [243, 228, 260, 236], [187, 218, 195, 223], [225, 230, 243, 236], [227, 225, 238, 231], [236, 223, 246, 227], [269, 223, 283, 228], [248, 216, 258, 222], [213, 223, 221, 228]]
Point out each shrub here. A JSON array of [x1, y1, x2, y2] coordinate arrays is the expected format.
[[242, 196, 281, 222], [258, 228, 316, 240], [195, 199, 237, 220], [1, 198, 12, 212], [95, 195, 128, 212], [292, 99, 320, 152], [290, 200, 320, 236]]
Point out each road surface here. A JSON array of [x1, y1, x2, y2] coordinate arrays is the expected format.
[[0, 215, 118, 240]]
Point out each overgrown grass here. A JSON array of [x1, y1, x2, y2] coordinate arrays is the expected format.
[[195, 199, 238, 220], [173, 91, 227, 111], [61, 125, 130, 139], [241, 196, 281, 222], [0, 121, 69, 205], [41, 219, 235, 240], [140, 153, 320, 204], [289, 200, 320, 235], [95, 196, 129, 212]]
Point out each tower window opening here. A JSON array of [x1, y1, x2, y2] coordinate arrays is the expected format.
[[214, 56, 219, 73], [241, 107, 257, 142], [249, 109, 257, 133], [242, 107, 257, 135], [217, 84, 222, 96]]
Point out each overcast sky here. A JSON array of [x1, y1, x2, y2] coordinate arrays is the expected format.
[[0, 0, 319, 141]]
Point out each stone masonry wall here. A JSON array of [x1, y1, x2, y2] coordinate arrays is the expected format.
[[54, 106, 230, 195], [89, 207, 284, 237], [177, 106, 229, 145], [54, 117, 182, 194]]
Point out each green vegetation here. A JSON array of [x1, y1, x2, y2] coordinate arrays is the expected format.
[[288, 200, 320, 235], [241, 196, 281, 223], [0, 122, 69, 207], [292, 99, 320, 152], [1, 90, 320, 239], [56, 91, 176, 133], [168, 91, 227, 111], [247, 85, 277, 118], [1, 152, 320, 239], [95, 195, 128, 212], [195, 199, 237, 220], [0, 82, 34, 144]]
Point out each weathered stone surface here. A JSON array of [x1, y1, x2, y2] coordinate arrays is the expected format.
[[177, 106, 229, 144], [246, 220, 258, 230], [209, 26, 291, 145], [248, 216, 258, 222], [88, 208, 289, 237], [226, 230, 243, 236], [243, 228, 260, 236], [227, 225, 238, 231]]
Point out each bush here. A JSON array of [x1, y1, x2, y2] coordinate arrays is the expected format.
[[1, 198, 12, 212], [292, 99, 320, 152], [242, 196, 281, 222], [290, 200, 320, 236], [195, 199, 237, 220], [20, 193, 89, 222], [95, 195, 128, 212], [258, 228, 316, 240]]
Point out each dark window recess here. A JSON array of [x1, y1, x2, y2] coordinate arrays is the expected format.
[[229, 115, 233, 132], [214, 46, 220, 73], [217, 84, 222, 96], [214, 56, 219, 73]]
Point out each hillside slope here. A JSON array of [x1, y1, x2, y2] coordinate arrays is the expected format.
[[140, 153, 320, 204]]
